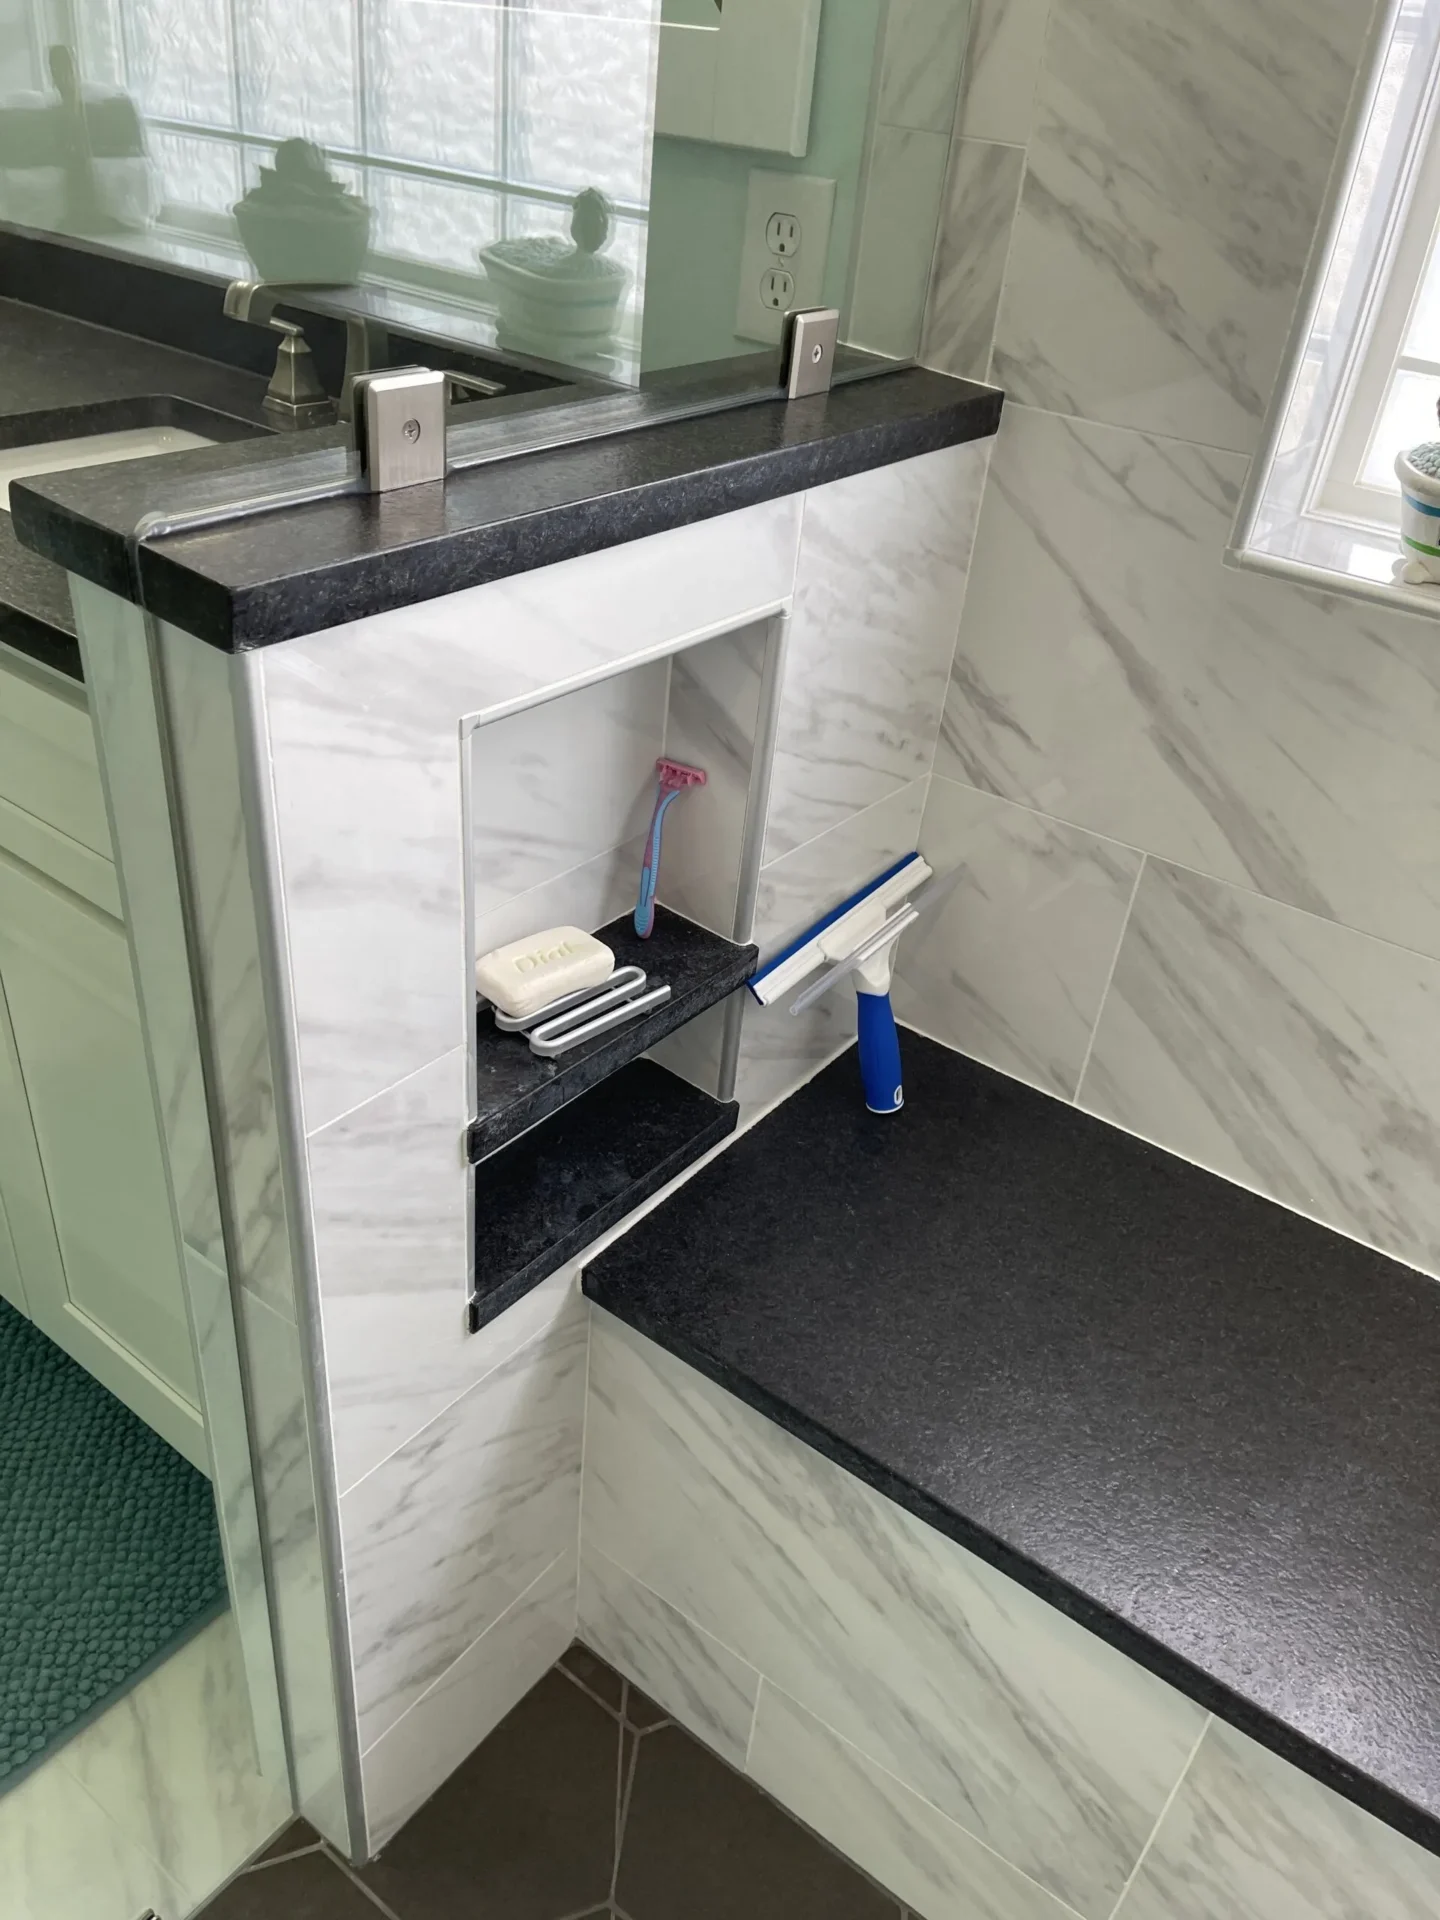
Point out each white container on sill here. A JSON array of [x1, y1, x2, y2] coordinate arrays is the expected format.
[[1395, 445, 1440, 584]]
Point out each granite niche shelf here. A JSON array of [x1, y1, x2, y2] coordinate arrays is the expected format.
[[470, 1058, 738, 1330], [468, 904, 756, 1164]]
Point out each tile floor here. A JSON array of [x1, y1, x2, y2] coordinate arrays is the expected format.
[[1, 1609, 289, 1920], [197, 1644, 912, 1919]]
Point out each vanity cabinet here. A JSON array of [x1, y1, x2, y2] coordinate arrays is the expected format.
[[0, 650, 205, 1470]]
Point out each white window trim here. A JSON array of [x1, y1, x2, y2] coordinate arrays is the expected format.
[[1230, 0, 1440, 620]]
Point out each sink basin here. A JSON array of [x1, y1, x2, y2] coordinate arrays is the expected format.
[[0, 425, 214, 509], [0, 394, 270, 512]]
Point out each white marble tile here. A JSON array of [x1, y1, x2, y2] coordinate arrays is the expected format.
[[470, 662, 668, 921], [305, 1045, 471, 1493], [1117, 1719, 1440, 1920], [185, 1245, 288, 1785], [922, 137, 1026, 383], [361, 1549, 577, 1852], [879, 0, 972, 133], [238, 1282, 348, 1844], [659, 621, 767, 937], [765, 445, 988, 863], [849, 125, 954, 361], [749, 1682, 1079, 1920], [956, 0, 1052, 143], [60, 1612, 290, 1909], [939, 405, 1440, 964], [341, 1289, 587, 1750], [259, 501, 800, 1132], [472, 835, 647, 960], [578, 1543, 760, 1767], [585, 1314, 1205, 1918], [0, 1745, 187, 1920], [894, 777, 1141, 1098], [1080, 859, 1440, 1276], [739, 780, 928, 1113], [992, 0, 1368, 449], [154, 628, 298, 1323]]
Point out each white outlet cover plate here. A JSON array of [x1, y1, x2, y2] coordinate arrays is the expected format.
[[735, 169, 836, 346]]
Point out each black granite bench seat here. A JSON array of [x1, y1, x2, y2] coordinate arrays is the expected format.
[[583, 1031, 1440, 1858]]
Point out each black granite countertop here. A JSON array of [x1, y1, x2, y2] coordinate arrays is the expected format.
[[584, 1032, 1440, 1859], [12, 368, 1003, 651], [0, 295, 271, 678]]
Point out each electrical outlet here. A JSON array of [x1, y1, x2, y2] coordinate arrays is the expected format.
[[736, 169, 835, 345], [760, 267, 796, 311], [767, 211, 801, 258]]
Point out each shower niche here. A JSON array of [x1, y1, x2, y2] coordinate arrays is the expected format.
[[464, 613, 784, 1327]]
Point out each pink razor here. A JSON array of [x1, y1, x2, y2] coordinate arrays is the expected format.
[[634, 758, 707, 938]]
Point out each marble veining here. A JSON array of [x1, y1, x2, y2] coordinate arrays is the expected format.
[[1117, 1719, 1440, 1920], [361, 1549, 577, 1852], [739, 779, 928, 1113], [992, 0, 1368, 448], [470, 662, 669, 921], [237, 1281, 348, 1833], [304, 1046, 470, 1495], [763, 445, 988, 863], [938, 406, 1440, 964], [849, 125, 955, 361], [0, 1739, 188, 1920], [957, 0, 1054, 143], [894, 776, 1141, 1099], [341, 1293, 587, 1751], [584, 1314, 1205, 1919], [472, 835, 648, 964], [922, 138, 1027, 384], [748, 1682, 1078, 1920], [659, 622, 767, 937], [1081, 859, 1440, 1277], [878, 0, 972, 133], [59, 1612, 289, 1909], [578, 1543, 761, 1768]]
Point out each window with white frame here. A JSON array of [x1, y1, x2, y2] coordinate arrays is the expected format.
[[1235, 0, 1440, 597], [15, 0, 653, 333]]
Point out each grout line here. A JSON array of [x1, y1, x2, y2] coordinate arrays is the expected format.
[[998, 394, 1255, 463], [576, 1299, 594, 1606], [324, 1846, 408, 1920], [245, 1840, 327, 1873], [610, 1715, 642, 1909], [337, 1283, 574, 1499], [925, 769, 1148, 863], [1073, 853, 1146, 1104], [1104, 1714, 1211, 1920], [359, 1547, 572, 1762], [741, 1674, 764, 1775], [302, 1038, 463, 1144], [556, 1659, 626, 1727]]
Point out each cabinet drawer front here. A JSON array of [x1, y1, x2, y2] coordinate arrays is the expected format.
[[0, 654, 111, 858]]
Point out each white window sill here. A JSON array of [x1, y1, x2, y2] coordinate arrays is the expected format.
[[1227, 506, 1440, 623]]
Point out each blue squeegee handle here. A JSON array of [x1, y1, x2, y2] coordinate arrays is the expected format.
[[634, 787, 681, 939], [857, 989, 904, 1114]]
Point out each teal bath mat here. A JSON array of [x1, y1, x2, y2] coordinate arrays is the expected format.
[[0, 1296, 226, 1792]]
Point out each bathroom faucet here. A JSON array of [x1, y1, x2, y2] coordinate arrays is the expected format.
[[223, 280, 337, 430]]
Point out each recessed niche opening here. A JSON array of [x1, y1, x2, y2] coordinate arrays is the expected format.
[[463, 614, 785, 1327]]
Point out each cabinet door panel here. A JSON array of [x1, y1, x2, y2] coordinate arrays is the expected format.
[[0, 847, 202, 1436]]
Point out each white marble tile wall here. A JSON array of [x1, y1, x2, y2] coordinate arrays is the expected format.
[[257, 500, 799, 1139], [1116, 1718, 1440, 1920], [361, 1548, 577, 1852], [469, 662, 669, 925], [340, 1274, 586, 1754], [582, 1312, 1206, 1919], [764, 442, 989, 863], [848, 0, 968, 361], [894, 776, 1141, 1100], [909, 0, 1440, 1279]]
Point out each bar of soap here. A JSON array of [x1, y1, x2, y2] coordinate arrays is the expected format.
[[475, 925, 615, 1019]]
